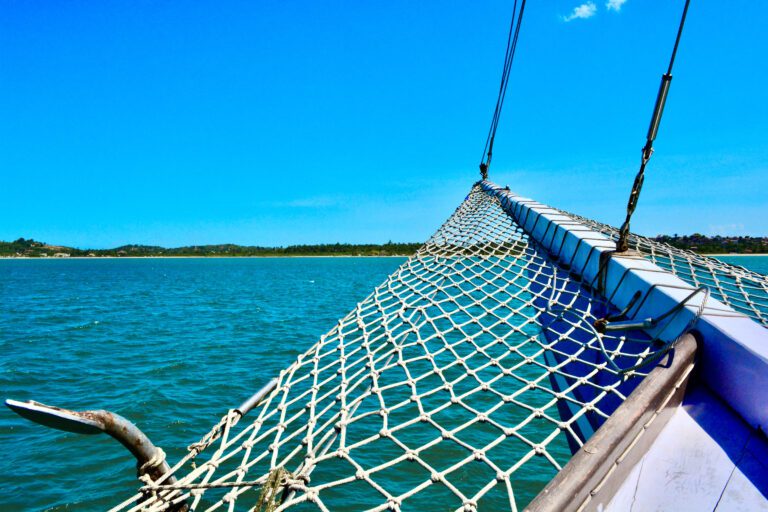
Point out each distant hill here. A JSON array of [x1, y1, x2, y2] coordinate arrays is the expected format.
[[2, 234, 766, 258], [653, 234, 768, 254], [0, 238, 423, 257]]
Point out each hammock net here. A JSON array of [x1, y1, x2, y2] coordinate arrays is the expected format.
[[111, 184, 764, 512]]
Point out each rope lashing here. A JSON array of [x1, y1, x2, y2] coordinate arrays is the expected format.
[[255, 467, 294, 512], [479, 0, 527, 180], [139, 448, 168, 477], [616, 0, 691, 252]]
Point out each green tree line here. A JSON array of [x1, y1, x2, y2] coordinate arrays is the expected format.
[[1, 238, 423, 257], [3, 234, 766, 258]]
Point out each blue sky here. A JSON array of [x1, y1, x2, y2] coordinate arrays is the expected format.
[[1, 1, 766, 248]]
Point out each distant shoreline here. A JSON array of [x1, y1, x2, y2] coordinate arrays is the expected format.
[[3, 253, 767, 260], [1, 239, 423, 258], [0, 255, 412, 260], [708, 253, 768, 257], [5, 237, 766, 259]]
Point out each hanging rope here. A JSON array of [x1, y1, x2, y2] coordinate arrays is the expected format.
[[479, 0, 527, 180], [616, 0, 692, 252]]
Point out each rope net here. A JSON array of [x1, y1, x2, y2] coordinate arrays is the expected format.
[[113, 185, 716, 512], [563, 212, 768, 328]]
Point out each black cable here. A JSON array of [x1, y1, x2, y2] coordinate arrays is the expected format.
[[616, 0, 692, 252], [482, 0, 518, 163], [667, 0, 691, 74], [479, 0, 527, 180]]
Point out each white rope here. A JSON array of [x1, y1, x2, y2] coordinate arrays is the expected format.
[[139, 448, 168, 476], [110, 185, 760, 512]]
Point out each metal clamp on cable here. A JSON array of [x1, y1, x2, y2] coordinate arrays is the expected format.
[[594, 286, 708, 335], [616, 72, 672, 253], [616, 0, 690, 253], [598, 317, 655, 333]]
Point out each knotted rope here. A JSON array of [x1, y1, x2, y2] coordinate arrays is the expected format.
[[109, 184, 744, 512]]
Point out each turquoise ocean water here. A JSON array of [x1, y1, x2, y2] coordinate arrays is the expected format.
[[716, 255, 768, 275], [1, 255, 766, 510], [1, 257, 404, 510]]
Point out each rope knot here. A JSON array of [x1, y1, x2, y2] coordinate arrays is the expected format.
[[255, 467, 294, 512], [138, 448, 167, 476]]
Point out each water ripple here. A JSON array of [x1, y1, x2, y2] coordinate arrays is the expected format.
[[1, 257, 404, 510]]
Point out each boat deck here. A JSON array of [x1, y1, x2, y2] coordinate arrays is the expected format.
[[608, 382, 768, 511]]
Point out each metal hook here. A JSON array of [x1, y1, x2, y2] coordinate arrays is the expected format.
[[5, 399, 184, 506], [6, 380, 278, 510]]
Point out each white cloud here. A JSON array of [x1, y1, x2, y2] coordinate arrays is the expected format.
[[606, 0, 628, 12], [708, 223, 746, 236], [563, 2, 597, 22]]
